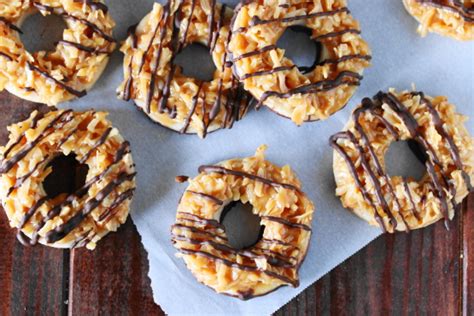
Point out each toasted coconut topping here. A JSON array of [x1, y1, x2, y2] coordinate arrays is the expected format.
[[0, 109, 136, 250], [403, 0, 473, 40], [172, 145, 315, 299], [117, 1, 252, 138], [330, 90, 474, 232], [227, 0, 371, 125], [0, 0, 116, 105]]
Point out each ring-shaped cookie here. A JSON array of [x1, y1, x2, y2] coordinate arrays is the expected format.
[[227, 0, 371, 125], [117, 1, 251, 138], [0, 109, 136, 249], [171, 145, 314, 299], [403, 0, 473, 40], [330, 90, 473, 232], [0, 0, 116, 105]]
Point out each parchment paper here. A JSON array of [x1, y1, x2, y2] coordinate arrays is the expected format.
[[50, 0, 474, 314]]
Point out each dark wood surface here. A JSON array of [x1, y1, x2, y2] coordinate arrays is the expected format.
[[0, 91, 472, 315]]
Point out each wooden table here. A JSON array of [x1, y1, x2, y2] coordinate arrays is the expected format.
[[0, 92, 472, 315]]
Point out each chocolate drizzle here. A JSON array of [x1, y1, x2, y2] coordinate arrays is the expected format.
[[122, 0, 250, 137], [0, 52, 13, 61], [32, 2, 115, 42], [186, 190, 224, 205], [73, 0, 108, 13], [249, 7, 350, 27], [45, 172, 136, 243], [177, 248, 298, 286], [57, 40, 110, 54], [261, 216, 311, 231], [255, 71, 361, 109], [313, 28, 361, 40], [198, 165, 302, 193], [121, 24, 138, 101], [416, 0, 473, 22], [330, 91, 471, 231], [6, 111, 134, 246], [78, 126, 112, 164], [0, 110, 74, 174], [27, 62, 87, 97], [0, 17, 22, 33], [173, 217, 300, 285]]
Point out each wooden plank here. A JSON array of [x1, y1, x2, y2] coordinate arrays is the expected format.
[[463, 194, 473, 315], [69, 219, 165, 315], [275, 196, 471, 315], [0, 92, 67, 316]]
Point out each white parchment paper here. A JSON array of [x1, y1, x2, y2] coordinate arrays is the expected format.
[[54, 0, 474, 314]]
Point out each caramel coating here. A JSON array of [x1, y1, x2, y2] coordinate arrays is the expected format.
[[117, 1, 250, 138], [0, 0, 116, 105], [171, 145, 315, 299], [331, 90, 473, 232], [0, 110, 136, 249], [228, 0, 371, 125], [403, 0, 473, 40]]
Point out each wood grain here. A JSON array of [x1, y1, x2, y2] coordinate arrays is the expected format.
[[0, 91, 472, 315]]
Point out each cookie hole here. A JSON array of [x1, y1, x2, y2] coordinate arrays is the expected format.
[[276, 26, 322, 74], [20, 13, 67, 53], [43, 154, 89, 200], [173, 43, 216, 82], [385, 140, 426, 181], [220, 202, 264, 250]]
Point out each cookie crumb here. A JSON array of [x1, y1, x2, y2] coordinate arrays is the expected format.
[[175, 175, 189, 183]]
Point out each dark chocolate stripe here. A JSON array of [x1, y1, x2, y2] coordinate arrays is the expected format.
[[414, 92, 472, 192], [70, 229, 93, 249], [6, 155, 50, 196], [403, 179, 422, 221], [172, 223, 226, 240], [172, 234, 296, 268], [3, 111, 44, 158], [0, 17, 22, 33], [121, 24, 138, 101], [238, 65, 296, 80], [73, 0, 108, 13], [211, 4, 226, 52], [79, 127, 112, 164], [177, 248, 298, 286], [176, 212, 223, 228], [313, 28, 361, 40], [45, 172, 136, 243], [416, 0, 473, 22], [0, 51, 13, 61], [249, 7, 350, 26], [319, 54, 372, 65], [0, 110, 74, 174], [180, 82, 202, 134], [261, 216, 312, 231], [261, 238, 300, 251], [17, 140, 131, 245], [231, 45, 277, 62], [57, 40, 109, 54], [329, 132, 387, 232], [177, 0, 197, 52], [145, 5, 171, 113], [98, 188, 135, 221], [198, 165, 302, 192], [207, 0, 217, 46], [186, 190, 224, 205], [353, 101, 409, 230], [27, 62, 87, 97], [379, 92, 452, 223], [33, 2, 114, 42], [256, 70, 361, 109]]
